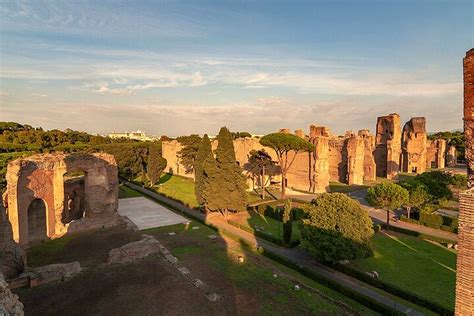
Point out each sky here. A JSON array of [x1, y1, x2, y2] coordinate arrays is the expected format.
[[0, 0, 472, 137]]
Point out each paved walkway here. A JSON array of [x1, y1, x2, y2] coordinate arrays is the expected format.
[[349, 189, 458, 242], [118, 197, 188, 230], [274, 187, 457, 242], [122, 181, 424, 315]]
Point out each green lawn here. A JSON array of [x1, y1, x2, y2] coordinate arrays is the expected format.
[[351, 231, 456, 310], [228, 211, 301, 243], [151, 173, 199, 208], [144, 222, 378, 315], [149, 173, 272, 208], [329, 181, 369, 193], [119, 184, 144, 198]]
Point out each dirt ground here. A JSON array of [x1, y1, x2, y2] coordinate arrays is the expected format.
[[16, 222, 373, 316]]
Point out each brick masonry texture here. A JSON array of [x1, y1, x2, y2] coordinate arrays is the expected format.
[[455, 48, 474, 315]]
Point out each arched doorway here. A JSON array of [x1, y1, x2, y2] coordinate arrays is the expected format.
[[63, 170, 86, 224], [27, 198, 47, 243]]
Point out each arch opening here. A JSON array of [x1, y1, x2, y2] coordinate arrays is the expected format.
[[27, 198, 47, 244], [62, 169, 86, 224]]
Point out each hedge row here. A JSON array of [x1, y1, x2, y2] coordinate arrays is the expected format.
[[400, 214, 458, 234], [251, 200, 306, 221], [334, 263, 454, 315], [227, 219, 299, 248]]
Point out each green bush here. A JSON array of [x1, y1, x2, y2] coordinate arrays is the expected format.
[[414, 171, 453, 201], [450, 174, 467, 189], [300, 193, 374, 263], [419, 212, 443, 229]]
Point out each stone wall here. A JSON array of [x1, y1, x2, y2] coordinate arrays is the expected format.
[[401, 117, 427, 174], [426, 139, 447, 169], [374, 113, 401, 179], [0, 273, 23, 315], [455, 48, 474, 315], [4, 153, 119, 247], [446, 145, 457, 167]]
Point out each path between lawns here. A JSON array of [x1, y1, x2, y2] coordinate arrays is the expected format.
[[122, 180, 423, 316], [349, 189, 457, 242]]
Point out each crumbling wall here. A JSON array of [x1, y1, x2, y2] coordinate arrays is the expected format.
[[426, 139, 447, 169], [0, 273, 23, 315], [401, 117, 428, 174], [5, 153, 119, 247], [446, 145, 457, 167], [347, 137, 365, 185], [309, 136, 329, 193], [455, 48, 474, 316], [328, 138, 347, 182], [358, 130, 376, 182], [374, 113, 401, 179], [162, 140, 192, 178]]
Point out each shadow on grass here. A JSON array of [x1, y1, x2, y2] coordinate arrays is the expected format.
[[159, 172, 173, 184]]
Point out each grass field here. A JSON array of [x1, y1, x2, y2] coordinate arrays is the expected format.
[[144, 222, 378, 315], [119, 184, 144, 198], [227, 211, 301, 243], [329, 181, 369, 193], [351, 231, 456, 310], [22, 220, 377, 315], [149, 173, 272, 208]]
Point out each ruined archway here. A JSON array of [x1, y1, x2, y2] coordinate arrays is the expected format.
[[27, 198, 47, 244], [5, 153, 119, 246]]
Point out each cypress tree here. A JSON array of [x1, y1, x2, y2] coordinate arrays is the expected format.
[[282, 199, 293, 245], [214, 127, 247, 213], [201, 137, 221, 212], [147, 142, 161, 186], [195, 134, 211, 205]]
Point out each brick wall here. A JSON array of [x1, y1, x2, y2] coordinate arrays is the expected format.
[[455, 48, 474, 315]]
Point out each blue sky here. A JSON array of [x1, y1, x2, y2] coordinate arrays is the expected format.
[[0, 0, 472, 136]]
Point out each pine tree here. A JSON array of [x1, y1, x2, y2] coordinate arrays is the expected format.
[[195, 135, 211, 205], [214, 127, 247, 214]]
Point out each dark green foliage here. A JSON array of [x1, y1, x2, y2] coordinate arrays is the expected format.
[[450, 174, 467, 189], [194, 135, 211, 205], [147, 143, 166, 186], [366, 182, 409, 211], [260, 132, 315, 198], [243, 149, 279, 198], [176, 134, 202, 175], [230, 131, 252, 139], [300, 193, 374, 263], [413, 171, 453, 200], [212, 127, 247, 213], [282, 199, 293, 245], [399, 179, 429, 218]]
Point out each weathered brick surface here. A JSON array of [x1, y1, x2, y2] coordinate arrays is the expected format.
[[455, 48, 474, 316], [401, 117, 427, 174], [374, 113, 401, 179]]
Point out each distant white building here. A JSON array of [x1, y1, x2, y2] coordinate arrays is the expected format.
[[108, 130, 160, 141]]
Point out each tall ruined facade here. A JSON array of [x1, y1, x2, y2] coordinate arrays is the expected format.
[[401, 117, 428, 174], [374, 113, 402, 179], [455, 48, 474, 315]]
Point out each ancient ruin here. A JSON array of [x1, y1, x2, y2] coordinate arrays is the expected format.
[[162, 113, 455, 193], [162, 113, 457, 192], [455, 48, 474, 315], [401, 117, 427, 174], [374, 113, 402, 179], [3, 153, 119, 247]]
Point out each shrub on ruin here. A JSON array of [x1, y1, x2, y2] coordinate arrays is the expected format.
[[300, 193, 374, 263]]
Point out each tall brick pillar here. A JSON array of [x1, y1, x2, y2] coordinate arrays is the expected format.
[[455, 48, 474, 315]]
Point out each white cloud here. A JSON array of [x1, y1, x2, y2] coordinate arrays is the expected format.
[[0, 90, 9, 96]]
